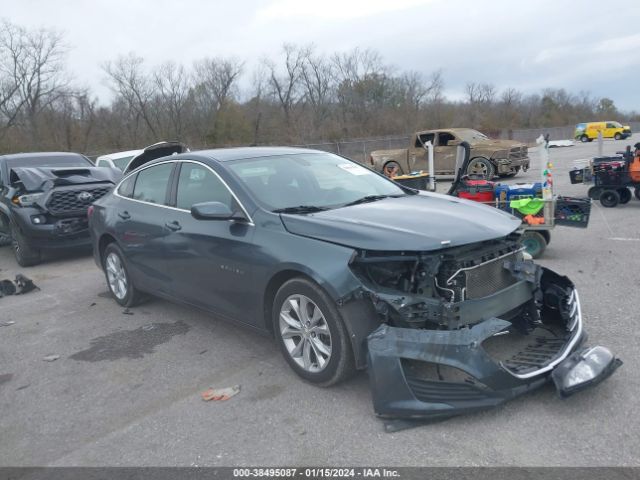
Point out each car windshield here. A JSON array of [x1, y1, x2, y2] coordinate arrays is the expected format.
[[7, 154, 92, 170], [227, 153, 408, 211], [455, 129, 489, 141]]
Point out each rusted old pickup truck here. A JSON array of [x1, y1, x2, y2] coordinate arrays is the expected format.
[[369, 128, 530, 178]]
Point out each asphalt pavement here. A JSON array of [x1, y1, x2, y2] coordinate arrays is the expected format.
[[0, 136, 638, 466]]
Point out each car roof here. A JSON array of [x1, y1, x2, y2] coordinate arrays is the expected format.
[[200, 146, 320, 162]]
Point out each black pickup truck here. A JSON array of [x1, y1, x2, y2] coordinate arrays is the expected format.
[[0, 152, 121, 266]]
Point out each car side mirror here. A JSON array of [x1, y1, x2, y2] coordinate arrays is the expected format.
[[191, 201, 245, 221]]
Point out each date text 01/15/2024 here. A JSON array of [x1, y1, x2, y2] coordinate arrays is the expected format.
[[232, 468, 400, 478]]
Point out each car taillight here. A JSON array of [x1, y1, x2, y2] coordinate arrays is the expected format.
[[87, 205, 95, 217]]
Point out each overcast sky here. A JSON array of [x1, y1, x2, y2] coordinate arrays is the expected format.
[[4, 0, 640, 110]]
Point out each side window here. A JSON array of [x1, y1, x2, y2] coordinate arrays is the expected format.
[[117, 174, 137, 198], [415, 133, 435, 148], [132, 163, 173, 205], [438, 132, 456, 146], [176, 163, 233, 210], [96, 160, 107, 167], [606, 122, 615, 129]]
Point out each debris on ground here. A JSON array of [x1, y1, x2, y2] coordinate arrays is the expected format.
[[201, 385, 241, 401], [548, 139, 574, 148], [122, 308, 134, 315], [42, 354, 60, 362], [0, 373, 13, 385], [0, 274, 39, 298], [0, 321, 16, 327]]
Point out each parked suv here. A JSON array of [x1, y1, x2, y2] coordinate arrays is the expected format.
[[0, 152, 120, 266]]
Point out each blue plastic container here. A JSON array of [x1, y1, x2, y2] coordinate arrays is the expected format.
[[494, 182, 542, 201]]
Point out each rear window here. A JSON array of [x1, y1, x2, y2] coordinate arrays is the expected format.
[[132, 163, 173, 205], [7, 154, 92, 170], [117, 174, 136, 198]]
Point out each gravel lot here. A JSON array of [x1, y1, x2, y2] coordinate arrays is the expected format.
[[0, 137, 638, 467]]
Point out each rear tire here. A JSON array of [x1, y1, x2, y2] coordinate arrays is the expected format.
[[618, 188, 631, 204], [102, 243, 142, 307], [10, 221, 41, 267], [521, 231, 547, 258], [600, 190, 620, 208], [273, 277, 355, 386], [635, 186, 640, 201]]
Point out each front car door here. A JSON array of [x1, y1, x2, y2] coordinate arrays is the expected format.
[[113, 161, 176, 293], [408, 132, 435, 172], [161, 160, 257, 324]]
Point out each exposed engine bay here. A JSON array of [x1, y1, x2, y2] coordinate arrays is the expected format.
[[349, 234, 540, 330], [349, 234, 620, 425]]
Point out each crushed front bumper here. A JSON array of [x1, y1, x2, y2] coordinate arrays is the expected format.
[[366, 286, 620, 421]]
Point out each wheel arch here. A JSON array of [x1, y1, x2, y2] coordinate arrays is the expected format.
[[263, 267, 378, 369], [98, 233, 118, 267]]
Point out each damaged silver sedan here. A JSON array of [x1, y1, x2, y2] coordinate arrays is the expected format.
[[88, 147, 621, 424]]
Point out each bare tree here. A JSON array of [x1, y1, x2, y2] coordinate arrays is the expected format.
[[104, 53, 158, 139], [300, 48, 334, 133], [0, 21, 70, 146], [0, 21, 27, 138], [264, 44, 308, 134], [153, 61, 192, 139], [193, 56, 243, 143]]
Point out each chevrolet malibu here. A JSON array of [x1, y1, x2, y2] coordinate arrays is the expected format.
[[88, 147, 620, 422]]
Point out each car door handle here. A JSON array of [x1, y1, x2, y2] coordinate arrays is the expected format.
[[165, 221, 182, 232], [118, 211, 131, 220]]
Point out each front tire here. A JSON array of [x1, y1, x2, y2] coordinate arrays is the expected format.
[[580, 135, 589, 143], [466, 157, 495, 179], [273, 278, 355, 386], [102, 243, 142, 307], [614, 133, 622, 140], [10, 221, 41, 267], [635, 186, 640, 201]]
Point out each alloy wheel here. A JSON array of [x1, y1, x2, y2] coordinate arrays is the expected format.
[[105, 252, 128, 300], [279, 294, 332, 373]]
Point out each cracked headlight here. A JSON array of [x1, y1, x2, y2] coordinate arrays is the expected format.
[[552, 346, 622, 398], [15, 193, 44, 207]]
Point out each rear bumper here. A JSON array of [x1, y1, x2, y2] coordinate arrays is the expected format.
[[366, 283, 618, 420]]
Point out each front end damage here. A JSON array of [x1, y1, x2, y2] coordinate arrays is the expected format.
[[347, 236, 621, 422]]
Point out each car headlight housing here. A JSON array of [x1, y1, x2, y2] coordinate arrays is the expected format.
[[552, 346, 622, 398], [13, 193, 44, 207]]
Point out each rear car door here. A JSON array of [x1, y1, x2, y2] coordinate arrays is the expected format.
[[161, 161, 257, 323], [114, 162, 176, 293], [434, 132, 458, 173]]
